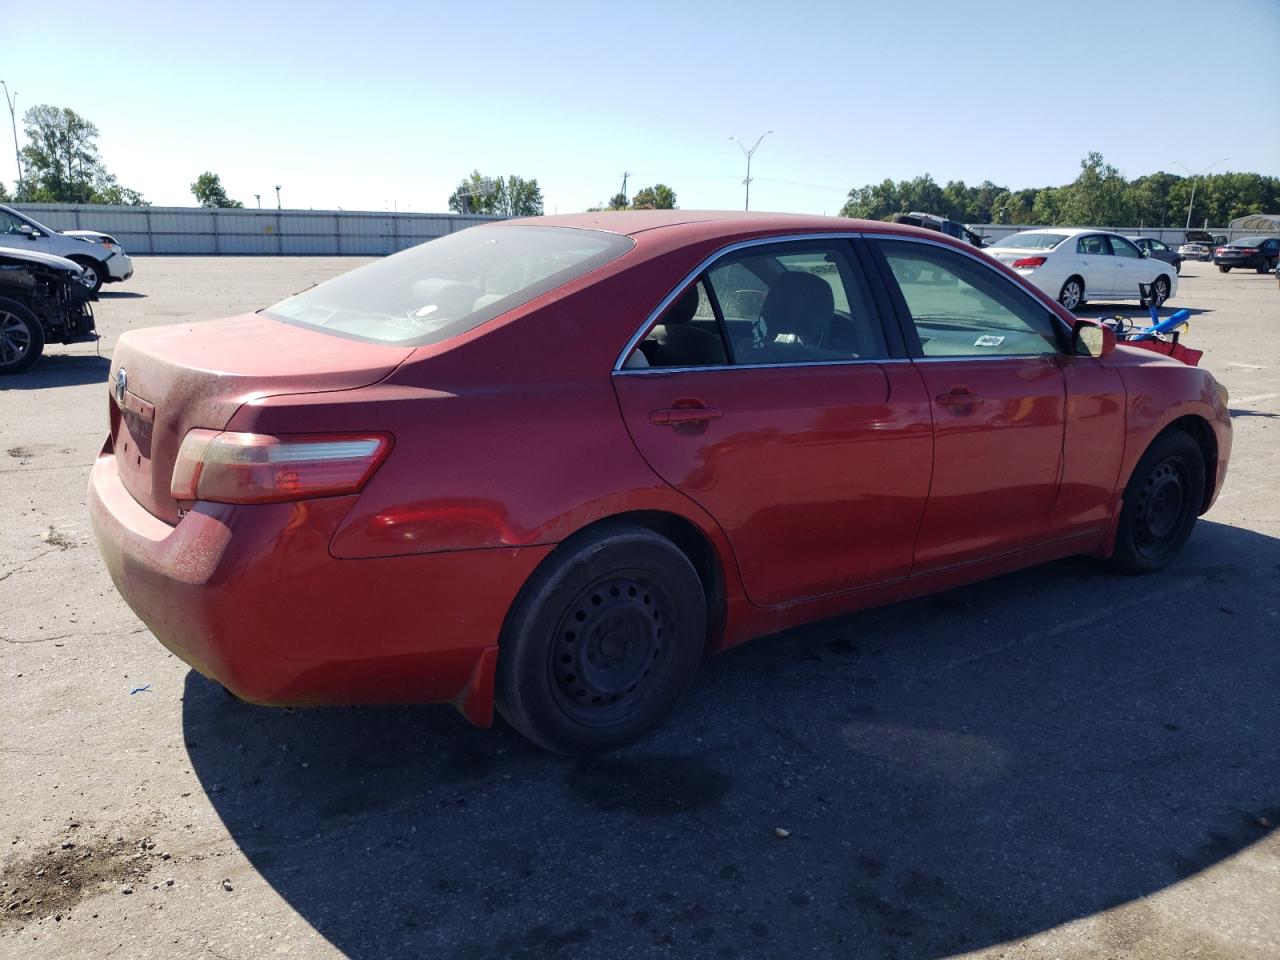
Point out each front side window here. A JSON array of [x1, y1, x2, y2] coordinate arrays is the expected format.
[[876, 240, 1061, 358], [1149, 239, 1169, 252], [1110, 236, 1141, 258], [632, 241, 888, 369], [0, 211, 28, 235], [1078, 235, 1111, 256], [265, 225, 634, 345]]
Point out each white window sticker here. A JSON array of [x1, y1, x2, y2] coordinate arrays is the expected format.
[[974, 334, 1005, 347]]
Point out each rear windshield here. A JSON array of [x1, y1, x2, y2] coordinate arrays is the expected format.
[[1232, 236, 1269, 246], [989, 232, 1067, 250], [264, 225, 634, 345]]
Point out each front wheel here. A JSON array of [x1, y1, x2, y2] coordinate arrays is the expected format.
[[1151, 275, 1171, 307], [69, 257, 105, 295], [496, 523, 707, 755], [1218, 265, 1231, 273], [1058, 277, 1085, 311], [1257, 259, 1275, 275], [0, 299, 45, 374], [1108, 431, 1205, 574]]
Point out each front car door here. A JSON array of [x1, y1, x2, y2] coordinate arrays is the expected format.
[[0, 209, 51, 255], [612, 237, 934, 607], [1108, 234, 1147, 299], [868, 237, 1068, 572]]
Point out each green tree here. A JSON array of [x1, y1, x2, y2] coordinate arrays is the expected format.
[[839, 178, 900, 220], [1058, 152, 1132, 226], [15, 104, 144, 205], [630, 184, 677, 209], [448, 171, 543, 216], [0, 180, 8, 202], [190, 171, 243, 208], [607, 192, 629, 211]]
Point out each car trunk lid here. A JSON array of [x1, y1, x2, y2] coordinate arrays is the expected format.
[[107, 312, 413, 524]]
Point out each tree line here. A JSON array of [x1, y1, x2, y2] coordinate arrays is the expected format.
[[839, 153, 1280, 228]]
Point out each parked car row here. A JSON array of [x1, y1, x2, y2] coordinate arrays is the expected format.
[[0, 204, 134, 294]]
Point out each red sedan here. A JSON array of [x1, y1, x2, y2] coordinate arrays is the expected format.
[[88, 212, 1232, 754]]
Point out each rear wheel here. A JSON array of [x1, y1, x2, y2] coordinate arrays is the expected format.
[[0, 299, 45, 374], [1058, 277, 1085, 311], [496, 523, 707, 755], [1108, 431, 1205, 574], [1218, 265, 1231, 273], [1257, 258, 1274, 275]]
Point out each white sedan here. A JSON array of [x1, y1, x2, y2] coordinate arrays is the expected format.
[[985, 228, 1178, 311]]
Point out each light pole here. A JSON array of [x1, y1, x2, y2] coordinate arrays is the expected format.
[[1, 81, 22, 195], [253, 193, 261, 209], [729, 130, 772, 211], [274, 185, 282, 210], [1173, 159, 1227, 230]]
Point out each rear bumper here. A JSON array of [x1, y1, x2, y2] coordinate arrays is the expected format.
[[87, 446, 551, 722]]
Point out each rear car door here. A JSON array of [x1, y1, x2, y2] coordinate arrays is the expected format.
[[612, 237, 933, 607], [869, 237, 1068, 572], [1076, 233, 1117, 297]]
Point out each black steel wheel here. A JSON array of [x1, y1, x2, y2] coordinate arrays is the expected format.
[[496, 523, 707, 755], [1109, 430, 1205, 573]]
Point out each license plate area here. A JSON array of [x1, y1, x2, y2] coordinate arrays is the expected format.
[[112, 398, 155, 497]]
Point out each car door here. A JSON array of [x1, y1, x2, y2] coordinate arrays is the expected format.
[[869, 237, 1068, 572], [1109, 234, 1147, 298], [612, 237, 934, 607], [1076, 233, 1117, 298]]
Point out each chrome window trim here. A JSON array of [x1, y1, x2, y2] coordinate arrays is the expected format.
[[610, 231, 1071, 375]]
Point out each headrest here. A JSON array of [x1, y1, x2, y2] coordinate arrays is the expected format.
[[761, 272, 834, 341], [663, 285, 700, 325]]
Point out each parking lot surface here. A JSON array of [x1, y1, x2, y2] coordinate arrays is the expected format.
[[2, 257, 1277, 960]]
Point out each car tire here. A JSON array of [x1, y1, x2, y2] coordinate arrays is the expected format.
[[1174, 260, 1181, 275], [1257, 259, 1274, 275], [1058, 277, 1085, 311], [1108, 430, 1205, 574], [1151, 275, 1171, 307], [1218, 265, 1231, 273], [69, 257, 105, 295], [0, 298, 46, 374], [496, 522, 707, 755]]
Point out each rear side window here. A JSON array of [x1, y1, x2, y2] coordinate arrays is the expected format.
[[1078, 235, 1110, 256], [265, 225, 633, 345], [876, 239, 1061, 357], [633, 240, 889, 368]]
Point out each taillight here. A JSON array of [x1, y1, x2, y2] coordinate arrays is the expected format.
[[1216, 247, 1227, 254], [1011, 256, 1046, 269], [170, 430, 392, 505], [1238, 248, 1257, 254]]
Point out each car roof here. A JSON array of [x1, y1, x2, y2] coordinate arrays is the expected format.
[[502, 210, 932, 244]]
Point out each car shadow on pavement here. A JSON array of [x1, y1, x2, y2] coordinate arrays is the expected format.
[[96, 290, 147, 299], [183, 519, 1279, 960], [1, 354, 109, 390]]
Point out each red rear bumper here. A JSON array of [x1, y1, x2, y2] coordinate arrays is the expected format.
[[87, 447, 551, 724]]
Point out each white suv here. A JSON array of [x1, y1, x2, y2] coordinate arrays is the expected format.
[[0, 204, 133, 294]]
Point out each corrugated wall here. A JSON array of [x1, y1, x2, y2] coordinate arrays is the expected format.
[[11, 204, 507, 255]]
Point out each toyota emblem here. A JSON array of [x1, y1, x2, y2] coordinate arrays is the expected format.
[[114, 368, 128, 406]]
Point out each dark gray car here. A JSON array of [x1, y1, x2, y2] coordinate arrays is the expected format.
[[1133, 237, 1183, 274]]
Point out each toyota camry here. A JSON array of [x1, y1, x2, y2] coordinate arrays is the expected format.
[[88, 211, 1231, 754]]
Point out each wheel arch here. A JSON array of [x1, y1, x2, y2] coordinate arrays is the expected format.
[[509, 509, 729, 654], [1157, 414, 1218, 513]]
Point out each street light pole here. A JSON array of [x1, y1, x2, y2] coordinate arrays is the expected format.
[[1173, 159, 1227, 230], [730, 130, 773, 211], [1, 81, 22, 195], [254, 194, 261, 209], [274, 185, 282, 210]]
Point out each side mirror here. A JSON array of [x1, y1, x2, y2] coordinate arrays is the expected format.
[[19, 224, 38, 239], [1072, 319, 1115, 358]]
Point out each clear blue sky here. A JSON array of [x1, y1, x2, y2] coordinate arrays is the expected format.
[[3, 0, 1278, 214]]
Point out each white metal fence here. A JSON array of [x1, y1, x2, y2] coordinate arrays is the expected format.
[[9, 203, 1276, 256], [11, 203, 506, 256]]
